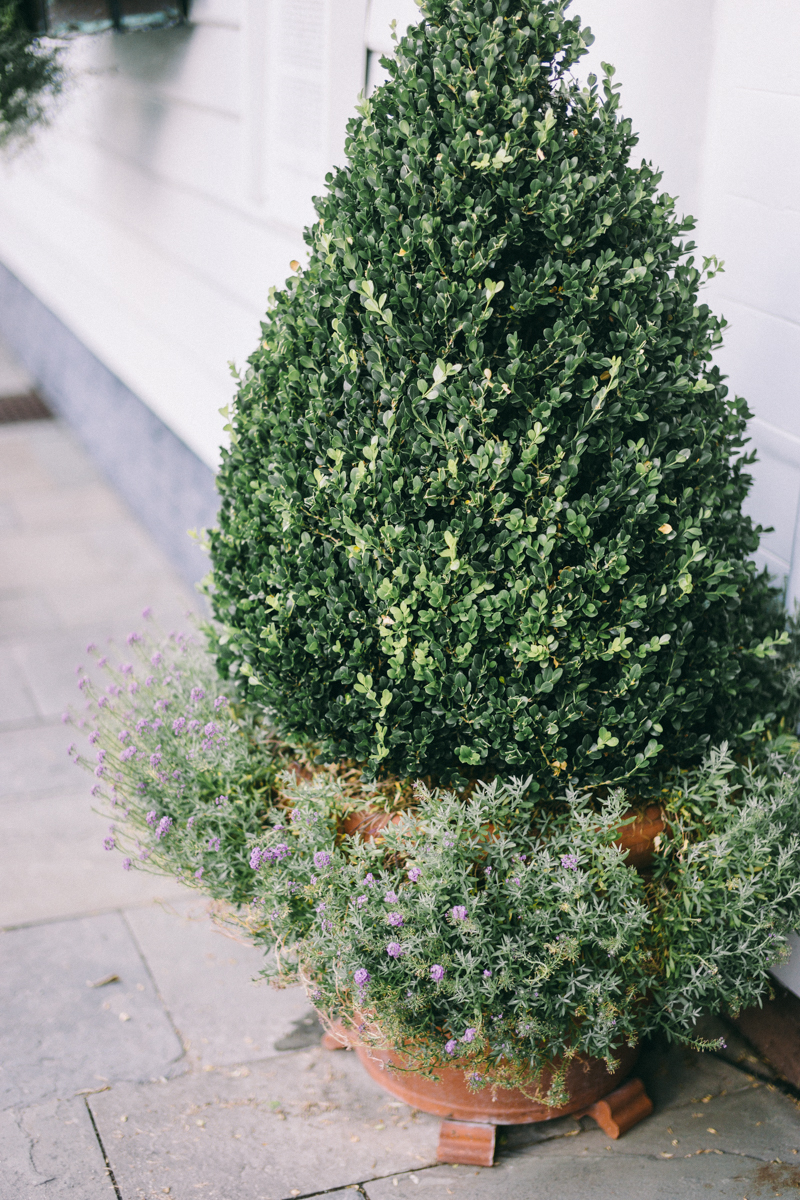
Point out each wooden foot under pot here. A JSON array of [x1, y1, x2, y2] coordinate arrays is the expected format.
[[436, 1078, 653, 1167]]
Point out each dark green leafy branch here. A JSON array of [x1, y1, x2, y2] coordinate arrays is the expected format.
[[209, 0, 797, 788]]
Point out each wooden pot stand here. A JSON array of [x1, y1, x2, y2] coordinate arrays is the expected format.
[[437, 1075, 653, 1166]]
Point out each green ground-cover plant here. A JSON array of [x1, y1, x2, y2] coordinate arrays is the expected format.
[[209, 0, 796, 789], [0, 2, 62, 147]]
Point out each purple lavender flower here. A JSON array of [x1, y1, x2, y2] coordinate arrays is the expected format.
[[61, 712, 70, 724], [149, 753, 162, 768], [90, 785, 100, 797], [86, 643, 96, 653], [154, 698, 169, 712], [408, 867, 421, 883], [195, 867, 204, 879], [128, 681, 139, 695], [135, 718, 148, 733], [445, 1039, 458, 1056], [387, 912, 404, 927], [172, 717, 186, 734], [207, 836, 221, 852], [203, 722, 217, 737], [126, 632, 141, 645], [250, 847, 264, 870], [451, 905, 468, 921], [77, 676, 90, 691], [462, 1028, 477, 1044], [483, 969, 492, 978], [354, 968, 370, 989], [66, 742, 76, 757], [513, 877, 521, 886], [214, 696, 228, 710], [430, 964, 444, 982], [384, 890, 399, 904], [356, 895, 367, 908], [139, 849, 150, 861], [117, 729, 130, 743], [122, 857, 132, 870], [142, 607, 153, 620], [190, 687, 205, 702], [120, 746, 137, 762], [120, 663, 133, 675], [314, 850, 332, 870], [146, 810, 158, 826], [145, 675, 155, 687], [97, 696, 108, 708], [215, 794, 228, 806], [156, 816, 173, 841], [364, 873, 375, 887], [94, 766, 105, 778], [103, 835, 115, 851], [151, 652, 162, 666], [98, 657, 107, 668], [386, 941, 402, 958], [88, 730, 99, 744], [561, 854, 579, 871], [187, 815, 196, 829], [485, 866, 492, 876], [271, 843, 289, 862], [289, 808, 300, 823]]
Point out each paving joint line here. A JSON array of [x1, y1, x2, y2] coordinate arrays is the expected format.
[[84, 1097, 124, 1200], [119, 906, 188, 1069]]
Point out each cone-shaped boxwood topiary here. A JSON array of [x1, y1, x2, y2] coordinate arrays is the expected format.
[[210, 0, 794, 789]]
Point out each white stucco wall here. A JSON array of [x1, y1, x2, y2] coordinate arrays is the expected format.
[[579, 0, 800, 601], [0, 0, 370, 467]]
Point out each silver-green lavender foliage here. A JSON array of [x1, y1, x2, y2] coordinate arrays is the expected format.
[[246, 747, 800, 1089], [72, 627, 800, 1095], [69, 625, 282, 905]]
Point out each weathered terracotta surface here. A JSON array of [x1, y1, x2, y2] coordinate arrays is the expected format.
[[577, 1075, 653, 1138], [344, 802, 667, 869], [340, 809, 401, 840], [614, 804, 666, 870], [352, 1041, 641, 1124]]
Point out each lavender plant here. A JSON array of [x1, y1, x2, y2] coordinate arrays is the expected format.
[[237, 744, 800, 1101], [67, 617, 297, 905]]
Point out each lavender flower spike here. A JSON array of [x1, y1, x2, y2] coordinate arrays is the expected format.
[[430, 964, 444, 982], [386, 941, 402, 959], [354, 967, 371, 988], [451, 905, 468, 921]]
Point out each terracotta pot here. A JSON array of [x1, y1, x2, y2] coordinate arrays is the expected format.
[[352, 1039, 640, 1124], [340, 808, 402, 840], [613, 805, 665, 870]]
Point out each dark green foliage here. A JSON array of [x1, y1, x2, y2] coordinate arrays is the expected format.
[[0, 2, 62, 147], [210, 0, 793, 787]]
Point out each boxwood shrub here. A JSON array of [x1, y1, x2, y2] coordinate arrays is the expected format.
[[209, 0, 794, 788]]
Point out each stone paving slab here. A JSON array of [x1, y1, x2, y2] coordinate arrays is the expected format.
[[89, 1048, 439, 1200], [363, 1152, 797, 1200], [0, 791, 185, 927], [0, 1097, 112, 1199], [0, 911, 184, 1108], [125, 898, 317, 1069], [0, 720, 81, 800]]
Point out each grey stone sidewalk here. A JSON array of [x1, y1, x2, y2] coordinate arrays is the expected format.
[[2, 341, 800, 1199]]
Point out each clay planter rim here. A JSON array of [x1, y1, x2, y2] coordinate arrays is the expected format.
[[352, 1037, 641, 1125], [321, 1016, 640, 1125], [341, 800, 668, 871]]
